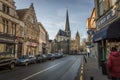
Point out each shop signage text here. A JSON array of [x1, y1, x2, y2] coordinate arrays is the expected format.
[[97, 9, 117, 28]]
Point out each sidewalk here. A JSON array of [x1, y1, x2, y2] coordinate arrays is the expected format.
[[83, 56, 108, 80]]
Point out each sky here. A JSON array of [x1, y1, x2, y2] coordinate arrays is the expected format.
[[14, 0, 94, 40]]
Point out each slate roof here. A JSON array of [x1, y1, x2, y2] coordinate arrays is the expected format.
[[57, 29, 68, 37]]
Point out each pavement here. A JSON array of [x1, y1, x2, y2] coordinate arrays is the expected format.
[[83, 55, 108, 80]]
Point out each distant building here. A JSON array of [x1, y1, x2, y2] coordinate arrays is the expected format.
[[48, 40, 53, 53], [55, 10, 71, 54], [70, 31, 80, 54], [38, 22, 49, 54]]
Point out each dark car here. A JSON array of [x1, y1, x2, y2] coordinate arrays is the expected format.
[[47, 54, 55, 60], [0, 52, 16, 69], [36, 54, 47, 63], [16, 55, 36, 66]]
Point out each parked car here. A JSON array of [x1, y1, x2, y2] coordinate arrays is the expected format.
[[47, 54, 55, 60], [36, 54, 47, 63], [54, 53, 63, 58], [0, 52, 16, 69], [16, 55, 36, 66]]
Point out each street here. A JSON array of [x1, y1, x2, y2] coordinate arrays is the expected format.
[[0, 55, 82, 80]]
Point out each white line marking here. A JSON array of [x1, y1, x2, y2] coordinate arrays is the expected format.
[[22, 63, 61, 80]]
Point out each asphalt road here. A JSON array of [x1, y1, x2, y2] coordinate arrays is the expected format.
[[0, 55, 82, 80]]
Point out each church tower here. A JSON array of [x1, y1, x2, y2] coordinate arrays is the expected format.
[[65, 10, 71, 39], [76, 31, 80, 44], [75, 31, 80, 51]]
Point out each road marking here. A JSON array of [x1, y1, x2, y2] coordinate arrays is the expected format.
[[80, 58, 84, 80], [22, 63, 61, 80], [80, 65, 84, 80]]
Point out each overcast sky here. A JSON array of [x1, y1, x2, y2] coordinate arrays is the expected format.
[[14, 0, 94, 40]]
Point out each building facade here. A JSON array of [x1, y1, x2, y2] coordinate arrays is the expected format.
[[17, 3, 39, 56], [0, 0, 24, 58], [86, 8, 98, 58], [55, 10, 71, 54], [93, 0, 120, 74], [38, 22, 48, 54]]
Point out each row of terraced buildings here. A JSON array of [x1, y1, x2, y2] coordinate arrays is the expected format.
[[0, 0, 49, 58]]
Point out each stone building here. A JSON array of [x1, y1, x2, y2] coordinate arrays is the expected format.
[[38, 22, 48, 54], [86, 8, 98, 57], [55, 10, 71, 54], [70, 31, 80, 54], [0, 0, 24, 58], [17, 3, 39, 56], [93, 0, 120, 74], [48, 40, 53, 53]]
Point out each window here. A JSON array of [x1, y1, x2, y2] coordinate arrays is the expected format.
[[98, 0, 104, 16], [0, 44, 5, 53], [6, 44, 14, 54], [2, 4, 9, 14], [3, 19, 8, 33], [12, 23, 16, 36]]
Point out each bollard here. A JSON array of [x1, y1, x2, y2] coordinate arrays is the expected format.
[[90, 76, 94, 80]]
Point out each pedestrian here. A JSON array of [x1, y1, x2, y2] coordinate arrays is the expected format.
[[107, 47, 120, 80]]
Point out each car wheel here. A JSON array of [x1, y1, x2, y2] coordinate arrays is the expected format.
[[9, 63, 15, 69], [25, 62, 28, 66]]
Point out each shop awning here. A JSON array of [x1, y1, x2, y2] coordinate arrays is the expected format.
[[93, 19, 120, 42]]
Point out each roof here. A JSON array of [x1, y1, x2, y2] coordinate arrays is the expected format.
[[17, 9, 28, 20], [57, 29, 67, 36]]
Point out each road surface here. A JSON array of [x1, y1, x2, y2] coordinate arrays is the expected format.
[[0, 55, 82, 80]]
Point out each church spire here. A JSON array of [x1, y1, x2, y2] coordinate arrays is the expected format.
[[64, 10, 71, 38], [76, 31, 80, 38], [65, 10, 70, 32]]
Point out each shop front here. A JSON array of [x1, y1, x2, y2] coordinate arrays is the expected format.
[[93, 18, 120, 75], [0, 33, 16, 57], [26, 42, 39, 56]]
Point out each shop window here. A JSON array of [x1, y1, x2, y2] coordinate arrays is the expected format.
[[6, 44, 14, 54]]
